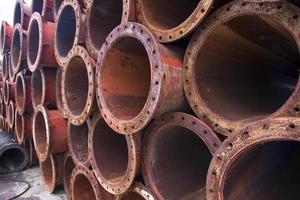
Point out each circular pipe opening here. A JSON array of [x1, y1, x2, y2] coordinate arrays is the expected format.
[[92, 118, 128, 183], [120, 192, 145, 200], [73, 174, 96, 200], [13, 1, 22, 26], [15, 111, 24, 143], [28, 19, 40, 66], [88, 0, 122, 50], [68, 121, 89, 164], [33, 110, 48, 157], [101, 37, 151, 120], [64, 56, 88, 116], [15, 74, 25, 112], [32, 69, 44, 107], [32, 0, 44, 14], [147, 126, 212, 199], [63, 155, 75, 196], [11, 28, 21, 71], [0, 147, 27, 173], [140, 0, 199, 30], [193, 15, 300, 122], [40, 155, 54, 191], [223, 141, 300, 199], [56, 5, 76, 58]]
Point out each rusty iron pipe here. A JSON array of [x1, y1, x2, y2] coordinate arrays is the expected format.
[[15, 72, 33, 114], [68, 120, 90, 167], [7, 101, 15, 129], [207, 117, 300, 200], [63, 152, 75, 200], [143, 112, 221, 200], [27, 12, 58, 72], [61, 46, 95, 125], [89, 112, 141, 194], [0, 21, 13, 54], [13, 0, 32, 30], [96, 22, 187, 135], [184, 0, 300, 135], [32, 105, 68, 161], [4, 81, 16, 105], [31, 68, 57, 110], [115, 182, 157, 200], [22, 139, 38, 167], [11, 23, 27, 74], [85, 0, 135, 59], [15, 111, 32, 144], [8, 54, 16, 82], [54, 0, 85, 66], [40, 153, 64, 193], [32, 0, 54, 22], [135, 0, 221, 42], [71, 166, 113, 200], [55, 68, 67, 118]]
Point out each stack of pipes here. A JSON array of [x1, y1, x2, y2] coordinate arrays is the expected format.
[[0, 0, 300, 199]]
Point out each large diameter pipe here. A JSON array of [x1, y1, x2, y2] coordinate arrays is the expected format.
[[0, 21, 13, 54], [31, 0, 54, 22], [143, 112, 221, 200], [31, 68, 57, 110], [184, 0, 300, 135], [63, 152, 75, 200], [207, 117, 300, 200], [115, 182, 157, 200], [68, 120, 90, 167], [15, 111, 32, 144], [40, 153, 64, 193], [70, 166, 113, 200], [11, 23, 27, 74], [96, 22, 187, 135], [61, 46, 95, 125], [0, 132, 28, 174], [27, 12, 58, 72], [89, 112, 141, 194], [135, 0, 220, 42], [85, 0, 135, 59], [22, 139, 38, 167], [13, 0, 32, 30], [54, 0, 85, 66], [4, 81, 16, 105], [32, 105, 68, 161], [15, 72, 33, 114]]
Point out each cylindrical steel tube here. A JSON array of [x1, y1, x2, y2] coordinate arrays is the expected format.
[[54, 0, 85, 66], [143, 112, 221, 200], [13, 0, 32, 30], [62, 46, 95, 125], [11, 23, 27, 74], [31, 68, 57, 110], [15, 110, 32, 144], [89, 112, 141, 194], [40, 153, 64, 193], [183, 0, 300, 135], [85, 0, 135, 59], [207, 117, 300, 200], [63, 152, 75, 200], [96, 22, 187, 135], [70, 166, 113, 200], [15, 72, 33, 114], [32, 105, 68, 161], [27, 12, 58, 72], [0, 21, 13, 54]]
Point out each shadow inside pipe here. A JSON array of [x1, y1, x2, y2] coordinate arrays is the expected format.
[[73, 174, 96, 200], [69, 122, 89, 163], [223, 141, 300, 200], [12, 29, 21, 69], [32, 0, 43, 14], [34, 111, 47, 155], [28, 19, 40, 65], [149, 126, 211, 200], [13, 2, 21, 26], [32, 70, 43, 106], [195, 14, 300, 122], [0, 148, 26, 173], [101, 37, 151, 120], [16, 76, 25, 110]]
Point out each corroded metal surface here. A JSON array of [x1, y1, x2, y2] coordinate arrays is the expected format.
[[13, 0, 32, 30], [0, 21, 13, 54], [63, 152, 75, 200], [115, 182, 157, 200], [15, 110, 32, 144], [15, 72, 33, 114], [11, 23, 27, 74]]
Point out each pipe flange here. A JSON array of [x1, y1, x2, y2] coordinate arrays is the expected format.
[[54, 0, 82, 66], [115, 182, 157, 200], [56, 68, 67, 118], [61, 46, 95, 126], [96, 22, 164, 135], [89, 112, 141, 195], [183, 0, 300, 135], [207, 117, 300, 200], [136, 0, 214, 42]]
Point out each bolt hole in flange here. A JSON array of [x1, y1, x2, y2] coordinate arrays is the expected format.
[[223, 140, 300, 200], [185, 6, 300, 132]]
